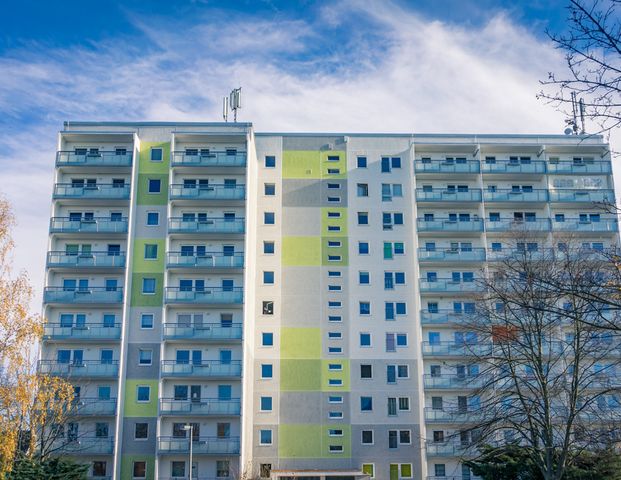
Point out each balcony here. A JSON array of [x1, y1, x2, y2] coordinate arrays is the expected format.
[[426, 442, 472, 458], [170, 184, 246, 202], [416, 218, 484, 233], [46, 251, 126, 269], [73, 398, 117, 416], [163, 323, 243, 341], [43, 323, 121, 341], [415, 189, 482, 203], [418, 248, 486, 263], [419, 279, 481, 293], [414, 159, 480, 174], [157, 436, 240, 455], [423, 374, 490, 389], [168, 217, 245, 235], [420, 310, 472, 325], [421, 341, 492, 357], [165, 287, 243, 305], [160, 360, 242, 378], [549, 189, 614, 203], [39, 360, 119, 378], [55, 437, 114, 455], [43, 287, 124, 305], [425, 407, 487, 423], [483, 189, 548, 202], [166, 252, 244, 270], [485, 219, 551, 232], [552, 218, 619, 232], [159, 397, 241, 416], [486, 248, 549, 261], [548, 161, 612, 174], [56, 150, 132, 167], [482, 160, 546, 174], [49, 217, 128, 234], [171, 151, 247, 168], [53, 184, 130, 200]]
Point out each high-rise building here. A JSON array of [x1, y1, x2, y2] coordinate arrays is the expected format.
[[40, 122, 619, 480]]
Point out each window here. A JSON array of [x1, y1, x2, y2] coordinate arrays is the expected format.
[[329, 411, 343, 419], [261, 364, 273, 379], [134, 423, 148, 440], [265, 155, 276, 168], [383, 212, 404, 229], [328, 332, 342, 339], [385, 302, 407, 320], [262, 332, 274, 347], [133, 461, 146, 478], [262, 301, 274, 315], [146, 212, 159, 226], [399, 397, 410, 411], [328, 347, 342, 354], [362, 430, 374, 444], [144, 244, 158, 259], [328, 271, 342, 277], [92, 461, 107, 477], [260, 429, 272, 445], [358, 242, 369, 254], [327, 183, 340, 189], [142, 278, 156, 294], [328, 241, 342, 247], [328, 379, 343, 386], [396, 333, 408, 346], [150, 148, 163, 162], [359, 302, 371, 315], [329, 395, 343, 403], [138, 349, 152, 366], [263, 242, 275, 254], [260, 464, 272, 479], [357, 156, 367, 168], [400, 464, 413, 478], [263, 271, 274, 284], [360, 364, 372, 378], [329, 429, 343, 437], [148, 179, 161, 193], [171, 462, 185, 478], [264, 212, 275, 225], [264, 183, 276, 196], [360, 333, 371, 347], [136, 386, 150, 402], [399, 430, 411, 444], [260, 396, 273, 411], [361, 396, 373, 411], [217, 461, 230, 478], [357, 183, 369, 197], [357, 212, 369, 225], [359, 271, 370, 285], [140, 314, 153, 329], [328, 363, 343, 371]]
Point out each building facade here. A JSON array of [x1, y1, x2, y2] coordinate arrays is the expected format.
[[40, 122, 619, 480]]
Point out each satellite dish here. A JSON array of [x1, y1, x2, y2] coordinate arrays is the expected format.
[[564, 127, 573, 135]]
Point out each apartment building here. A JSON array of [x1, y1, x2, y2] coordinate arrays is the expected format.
[[40, 122, 619, 480]]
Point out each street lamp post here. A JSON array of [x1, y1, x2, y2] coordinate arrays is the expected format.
[[183, 424, 193, 480]]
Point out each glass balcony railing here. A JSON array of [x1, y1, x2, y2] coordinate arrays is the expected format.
[[483, 189, 548, 202], [157, 436, 240, 454], [43, 323, 121, 341], [73, 398, 117, 416], [423, 374, 490, 389], [159, 398, 241, 416], [171, 151, 247, 167], [486, 248, 550, 261], [170, 184, 246, 201], [166, 252, 244, 269], [414, 160, 480, 174], [160, 360, 242, 378], [53, 184, 130, 200], [39, 360, 119, 378], [416, 218, 484, 232], [164, 287, 243, 304], [482, 161, 546, 174], [548, 161, 612, 174], [54, 438, 114, 455], [56, 151, 132, 167], [168, 217, 245, 234], [549, 189, 614, 203], [426, 442, 473, 458], [425, 407, 488, 423], [43, 287, 123, 304], [420, 310, 472, 325], [416, 189, 482, 202], [485, 219, 551, 232], [421, 341, 492, 356], [163, 323, 243, 341], [46, 251, 126, 268], [417, 248, 486, 262], [419, 279, 481, 293], [50, 217, 128, 234], [551, 218, 619, 232]]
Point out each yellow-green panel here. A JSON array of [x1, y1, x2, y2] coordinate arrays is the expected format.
[[132, 238, 166, 273], [130, 273, 164, 307], [136, 173, 169, 205], [138, 141, 171, 173], [283, 151, 320, 179], [281, 328, 321, 359], [280, 359, 321, 391], [321, 207, 348, 237], [322, 237, 349, 266], [320, 151, 347, 179], [123, 380, 158, 417], [321, 359, 351, 391], [279, 424, 322, 458], [282, 236, 321, 266], [120, 455, 155, 480]]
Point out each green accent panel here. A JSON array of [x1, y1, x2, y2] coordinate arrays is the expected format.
[[321, 359, 351, 391], [321, 237, 349, 266], [130, 273, 164, 307], [280, 360, 321, 391], [121, 455, 155, 480], [278, 424, 351, 458], [320, 150, 347, 179], [123, 380, 158, 417], [136, 173, 169, 205], [321, 207, 348, 237], [282, 237, 321, 266], [132, 238, 166, 272], [283, 151, 321, 179], [281, 328, 321, 358], [139, 141, 171, 173], [390, 464, 399, 480]]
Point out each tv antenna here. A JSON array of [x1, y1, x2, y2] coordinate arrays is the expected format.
[[223, 87, 242, 122], [565, 92, 586, 135]]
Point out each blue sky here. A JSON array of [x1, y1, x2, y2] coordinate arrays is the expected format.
[[0, 0, 607, 306]]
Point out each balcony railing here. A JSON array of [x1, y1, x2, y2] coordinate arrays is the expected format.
[[482, 160, 546, 174], [166, 252, 244, 269], [159, 398, 241, 416], [483, 189, 549, 202], [50, 217, 128, 234], [552, 218, 619, 232], [53, 184, 130, 200], [420, 310, 472, 325], [168, 217, 245, 234], [73, 398, 117, 416], [43, 323, 121, 341], [548, 161, 612, 174], [54, 437, 114, 455], [421, 341, 492, 356], [416, 218, 484, 232], [157, 436, 240, 454], [418, 248, 486, 262], [56, 150, 132, 167], [170, 184, 246, 201], [160, 360, 242, 378], [486, 248, 550, 261], [165, 287, 243, 304], [419, 279, 480, 293], [43, 287, 123, 304], [549, 189, 614, 203], [46, 251, 126, 268], [39, 360, 119, 378], [423, 374, 490, 389], [426, 442, 473, 458], [415, 189, 482, 202], [171, 151, 247, 167], [485, 219, 551, 232], [414, 160, 480, 174], [425, 407, 487, 423], [163, 323, 243, 340]]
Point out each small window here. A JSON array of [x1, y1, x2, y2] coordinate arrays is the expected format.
[[327, 155, 340, 162], [328, 331, 342, 339], [133, 461, 146, 478], [358, 212, 369, 225], [329, 445, 344, 453], [362, 465, 374, 479], [262, 301, 274, 315], [329, 411, 343, 419], [328, 271, 342, 277], [138, 349, 152, 366], [136, 386, 150, 402], [264, 212, 275, 225], [146, 212, 159, 226], [360, 333, 371, 347], [262, 332, 274, 347], [329, 395, 343, 403], [357, 183, 369, 197], [259, 429, 272, 445], [357, 156, 367, 168], [144, 244, 158, 260], [329, 429, 343, 436], [327, 183, 341, 189], [261, 364, 273, 378], [360, 364, 372, 378], [263, 242, 275, 254], [328, 346, 342, 354], [150, 148, 163, 162], [327, 168, 340, 174], [148, 179, 161, 193], [328, 379, 343, 386], [140, 314, 154, 329], [362, 430, 374, 444], [359, 271, 370, 284], [361, 396, 373, 411], [264, 183, 276, 196], [328, 363, 343, 371], [134, 423, 148, 440], [265, 156, 276, 168], [142, 278, 156, 294], [263, 271, 275, 284], [359, 302, 371, 315], [358, 242, 369, 254], [260, 396, 272, 411]]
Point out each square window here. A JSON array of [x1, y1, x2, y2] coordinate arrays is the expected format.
[[263, 271, 274, 285], [144, 244, 158, 259], [260, 396, 273, 411], [93, 461, 107, 476], [262, 332, 274, 347], [362, 464, 374, 479], [357, 212, 369, 225], [359, 302, 371, 315], [357, 183, 369, 197], [264, 212, 275, 225], [359, 271, 370, 285], [358, 242, 369, 254], [357, 156, 367, 168], [261, 364, 273, 378], [136, 386, 150, 402], [133, 461, 146, 478], [360, 396, 373, 411], [146, 212, 159, 226], [260, 429, 272, 445], [142, 278, 156, 294], [360, 364, 372, 378], [396, 334, 408, 346], [134, 422, 148, 440], [263, 242, 275, 254], [362, 430, 374, 444], [148, 179, 161, 193], [150, 148, 163, 162], [262, 301, 274, 315], [264, 183, 276, 196], [265, 156, 276, 168], [360, 333, 371, 347], [138, 349, 152, 366], [140, 314, 154, 329]]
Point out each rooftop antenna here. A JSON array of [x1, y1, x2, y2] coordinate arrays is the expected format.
[[564, 92, 587, 135], [229, 87, 242, 122], [578, 97, 586, 134], [571, 92, 579, 134], [222, 96, 229, 122]]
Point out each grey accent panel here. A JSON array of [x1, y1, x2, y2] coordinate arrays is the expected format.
[[282, 136, 346, 151], [125, 342, 161, 379], [252, 424, 278, 458], [121, 417, 157, 455], [277, 458, 356, 471], [126, 307, 162, 342], [321, 179, 348, 207], [281, 267, 322, 327], [278, 392, 352, 424], [282, 179, 321, 207], [281, 207, 321, 236], [132, 205, 168, 238]]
